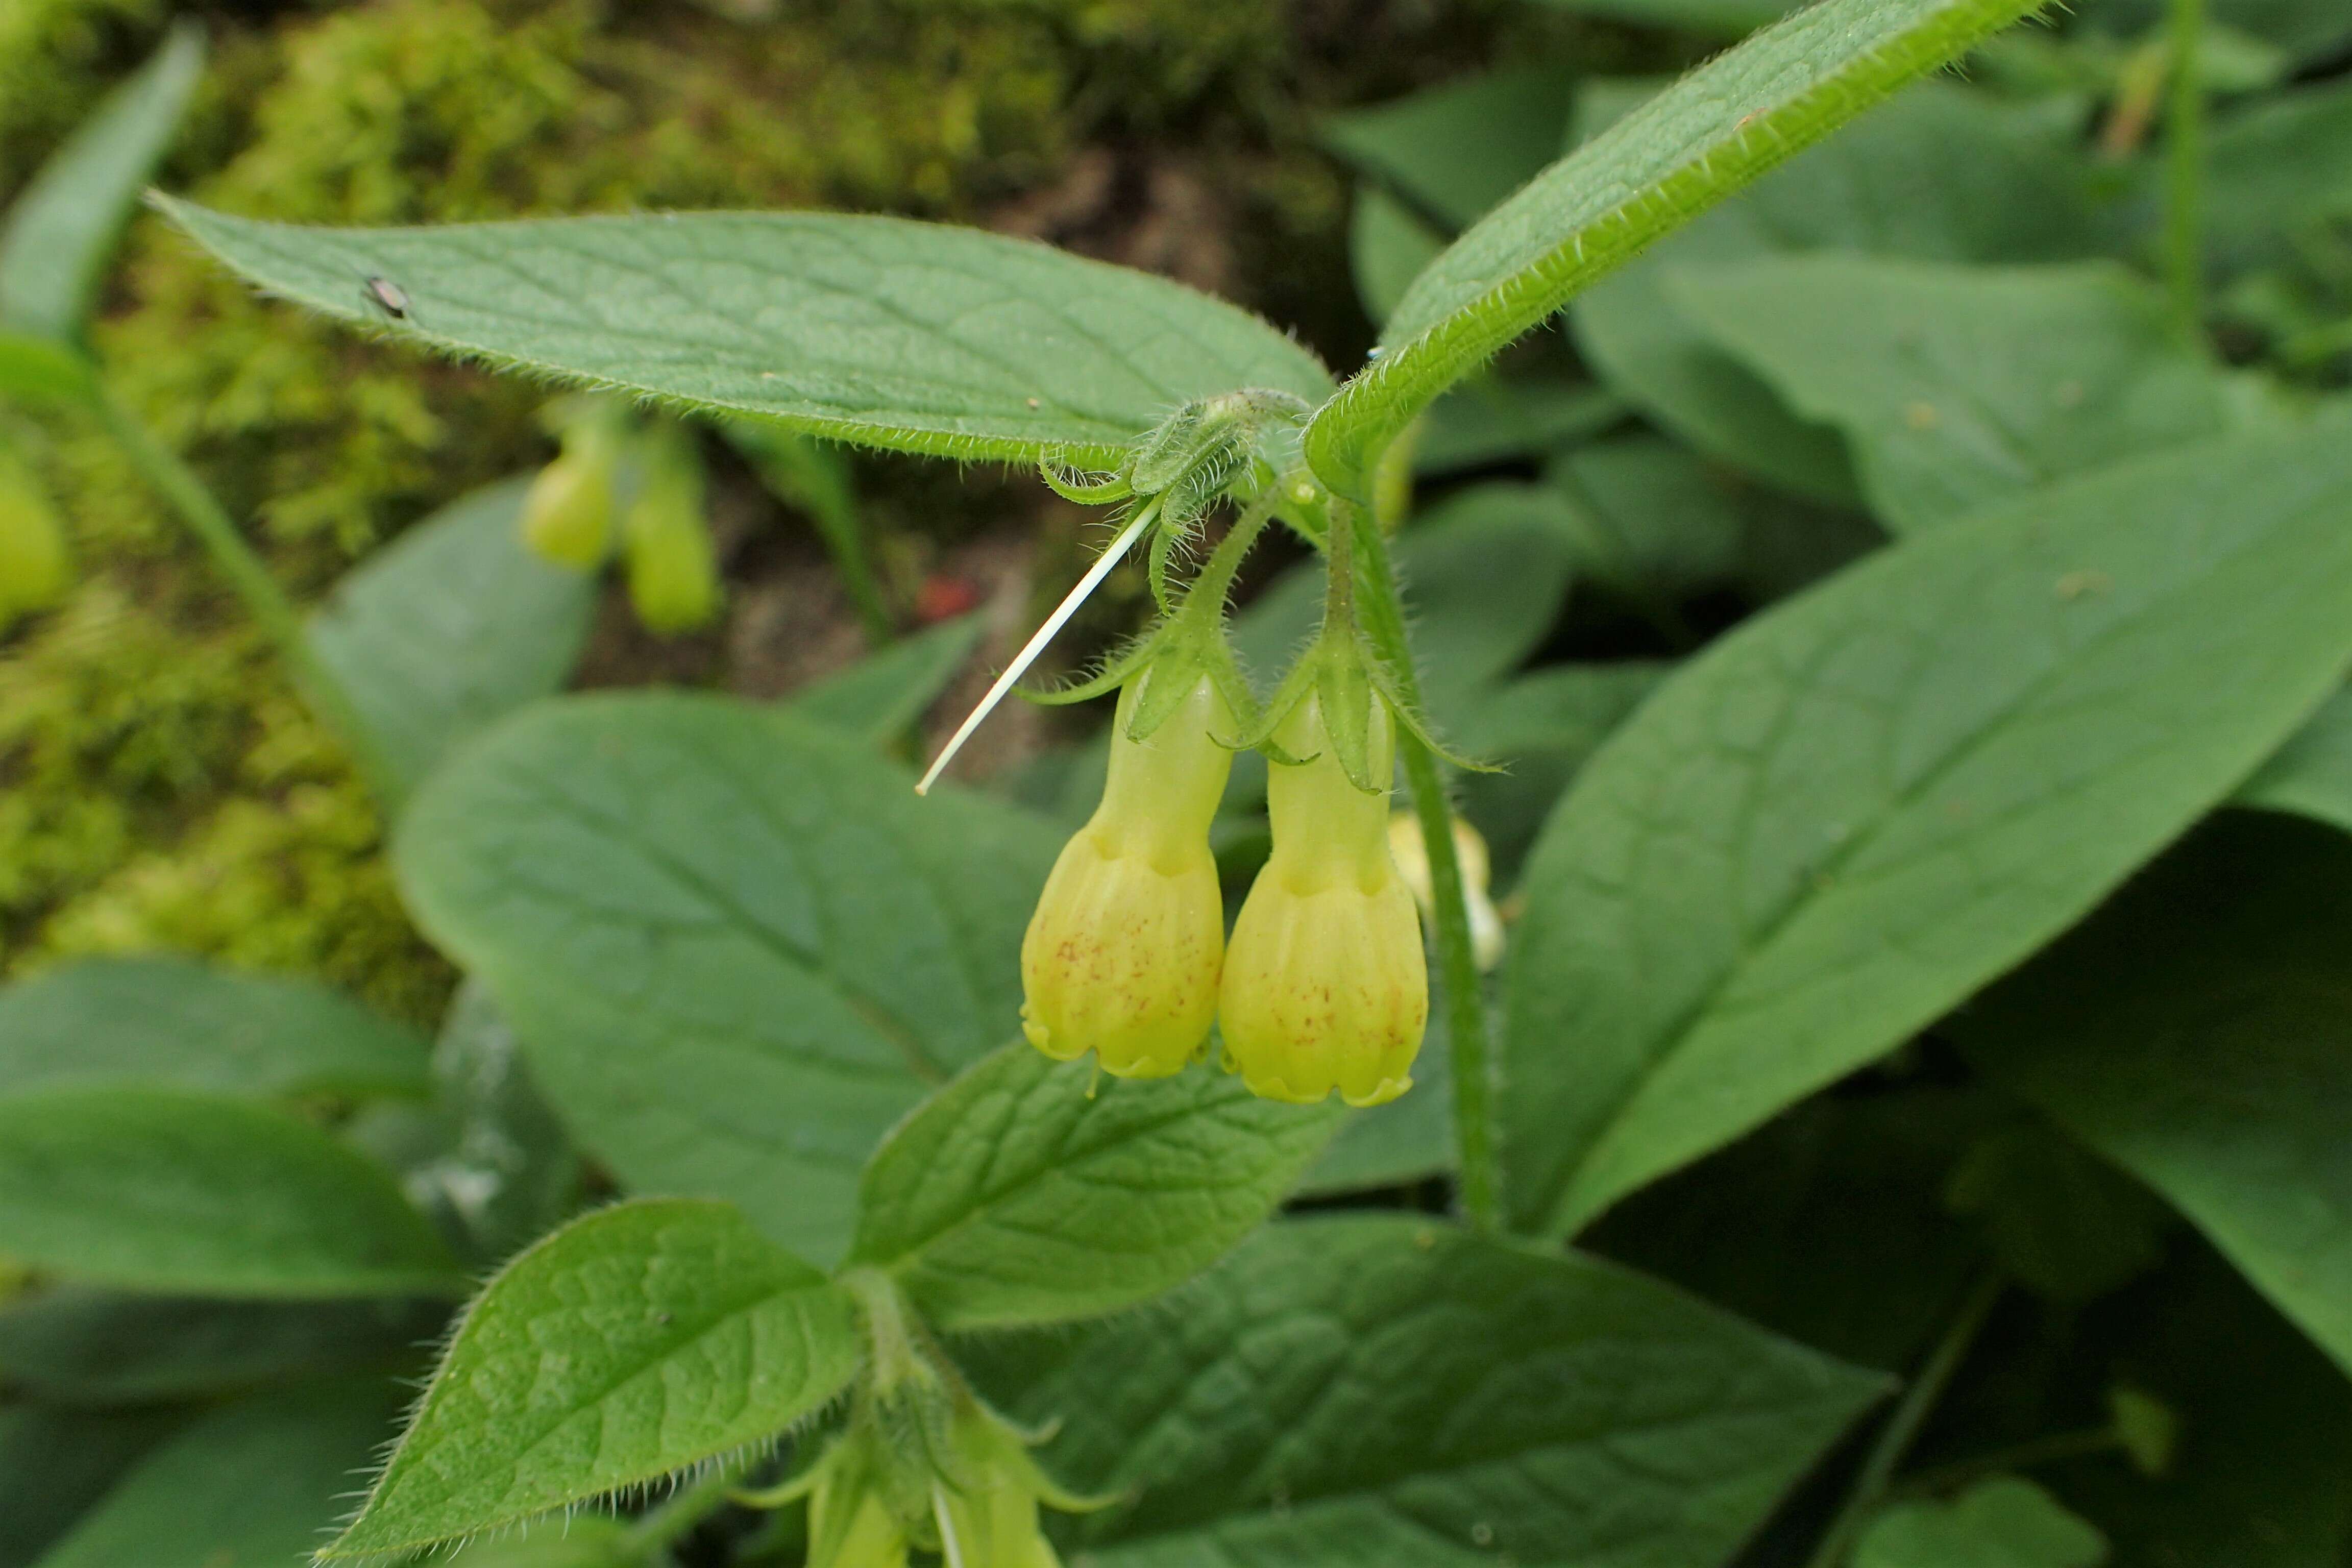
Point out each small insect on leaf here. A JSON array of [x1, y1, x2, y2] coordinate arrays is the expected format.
[[362, 275, 410, 320]]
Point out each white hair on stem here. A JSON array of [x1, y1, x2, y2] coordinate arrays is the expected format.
[[915, 503, 1155, 795]]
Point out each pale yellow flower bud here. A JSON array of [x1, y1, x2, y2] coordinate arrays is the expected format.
[[1021, 670, 1233, 1077], [0, 448, 70, 629], [1387, 811, 1506, 971], [519, 445, 615, 569], [623, 432, 721, 632], [1219, 691, 1428, 1107]]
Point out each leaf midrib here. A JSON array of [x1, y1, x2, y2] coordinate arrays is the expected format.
[[1545, 478, 2336, 1232]]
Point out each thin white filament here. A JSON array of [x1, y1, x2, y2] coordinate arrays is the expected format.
[[915, 506, 1154, 795], [933, 1482, 968, 1568]]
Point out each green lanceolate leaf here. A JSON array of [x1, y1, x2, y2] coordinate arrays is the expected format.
[[1671, 258, 2234, 533], [1572, 82, 2100, 501], [787, 612, 984, 746], [0, 24, 204, 344], [0, 1087, 459, 1297], [1502, 419, 2352, 1238], [1321, 67, 1580, 233], [395, 693, 1060, 1263], [0, 954, 430, 1103], [0, 1286, 443, 1406], [309, 477, 597, 805], [32, 1378, 407, 1568], [848, 1043, 1339, 1330], [2238, 684, 2352, 832], [1302, 0, 2051, 495], [1854, 1477, 2107, 1568], [971, 1215, 1885, 1566], [328, 1199, 859, 1558], [157, 199, 1332, 467], [1957, 814, 2352, 1377]]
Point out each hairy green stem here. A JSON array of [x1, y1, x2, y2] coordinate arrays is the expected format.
[[1186, 493, 1276, 613], [2163, 0, 2207, 332], [1348, 508, 1502, 1232], [1806, 1269, 2006, 1568], [97, 390, 400, 802]]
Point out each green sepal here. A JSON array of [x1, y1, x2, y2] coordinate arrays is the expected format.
[[1362, 645, 1504, 774], [1315, 648, 1382, 795], [1039, 452, 1132, 504], [1222, 646, 1322, 758], [1123, 643, 1207, 743], [1019, 625, 1166, 707]]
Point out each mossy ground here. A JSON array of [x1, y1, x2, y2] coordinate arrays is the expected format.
[[0, 0, 1569, 1023]]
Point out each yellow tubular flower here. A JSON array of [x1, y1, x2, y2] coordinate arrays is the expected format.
[[1220, 691, 1428, 1107], [1387, 811, 1506, 972], [1021, 668, 1234, 1077]]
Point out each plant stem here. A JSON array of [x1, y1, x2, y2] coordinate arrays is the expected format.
[[2163, 0, 2208, 333], [96, 390, 401, 803], [1348, 508, 1502, 1232], [1805, 1269, 2005, 1568]]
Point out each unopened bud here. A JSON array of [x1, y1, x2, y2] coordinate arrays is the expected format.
[[623, 432, 720, 632], [1021, 669, 1233, 1077], [0, 448, 69, 627], [520, 444, 616, 569], [1387, 812, 1505, 971], [1219, 691, 1428, 1106]]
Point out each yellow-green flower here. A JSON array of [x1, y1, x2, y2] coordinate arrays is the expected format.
[[1021, 669, 1233, 1077], [623, 427, 721, 632], [519, 439, 616, 569], [1220, 689, 1427, 1107]]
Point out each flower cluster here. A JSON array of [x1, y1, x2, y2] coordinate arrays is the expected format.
[[1021, 658, 1429, 1107], [519, 399, 720, 632]]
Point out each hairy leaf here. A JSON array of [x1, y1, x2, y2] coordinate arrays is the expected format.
[[159, 200, 1331, 467], [1673, 258, 2233, 533], [1503, 420, 2352, 1237], [1305, 0, 2050, 494], [309, 477, 596, 804], [973, 1215, 1885, 1566], [0, 1087, 459, 1298], [0, 954, 429, 1103], [0, 24, 203, 343], [1573, 83, 2102, 500], [1959, 813, 2352, 1376], [330, 1200, 858, 1558], [396, 693, 1059, 1262], [850, 1044, 1338, 1329], [1321, 67, 1580, 232]]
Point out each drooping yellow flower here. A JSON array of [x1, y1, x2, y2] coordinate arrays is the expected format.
[[1021, 668, 1233, 1077], [1219, 690, 1428, 1107]]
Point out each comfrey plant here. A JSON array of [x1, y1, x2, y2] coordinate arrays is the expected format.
[[15, 0, 2348, 1563]]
